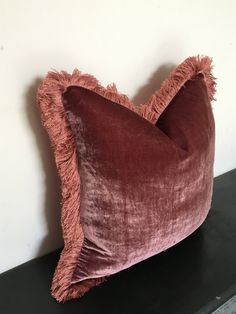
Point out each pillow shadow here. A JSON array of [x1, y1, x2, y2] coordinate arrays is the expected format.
[[132, 63, 176, 106]]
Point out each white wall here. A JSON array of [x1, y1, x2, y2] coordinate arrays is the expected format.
[[0, 0, 235, 274]]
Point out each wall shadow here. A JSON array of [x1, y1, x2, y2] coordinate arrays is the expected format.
[[25, 62, 176, 257], [25, 79, 63, 257], [132, 63, 176, 106]]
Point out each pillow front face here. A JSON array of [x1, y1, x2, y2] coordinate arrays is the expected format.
[[37, 56, 216, 302]]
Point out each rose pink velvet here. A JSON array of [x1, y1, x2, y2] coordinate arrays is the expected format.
[[37, 56, 216, 302]]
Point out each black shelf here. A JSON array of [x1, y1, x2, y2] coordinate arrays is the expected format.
[[1, 169, 236, 314]]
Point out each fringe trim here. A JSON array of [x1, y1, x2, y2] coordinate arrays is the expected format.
[[140, 55, 216, 123], [36, 55, 216, 302]]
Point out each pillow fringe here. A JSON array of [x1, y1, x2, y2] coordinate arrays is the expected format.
[[140, 55, 217, 123], [37, 71, 113, 302]]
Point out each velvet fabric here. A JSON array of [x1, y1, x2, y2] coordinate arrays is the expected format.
[[64, 74, 215, 283], [37, 56, 216, 302]]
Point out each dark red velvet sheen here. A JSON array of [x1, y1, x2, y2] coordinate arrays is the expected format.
[[62, 74, 215, 284]]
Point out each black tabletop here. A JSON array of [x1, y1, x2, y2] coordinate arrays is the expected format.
[[0, 169, 236, 314]]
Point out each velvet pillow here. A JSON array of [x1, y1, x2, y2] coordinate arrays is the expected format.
[[37, 56, 216, 302]]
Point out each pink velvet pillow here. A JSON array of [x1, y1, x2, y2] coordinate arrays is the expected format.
[[37, 56, 216, 302]]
